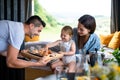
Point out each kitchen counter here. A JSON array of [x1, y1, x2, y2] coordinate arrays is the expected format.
[[25, 67, 53, 80]]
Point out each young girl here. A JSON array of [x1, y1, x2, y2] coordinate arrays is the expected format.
[[45, 25, 76, 73]]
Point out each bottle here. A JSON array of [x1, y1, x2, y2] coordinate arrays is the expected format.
[[95, 48, 103, 66], [84, 56, 90, 77], [97, 53, 103, 67]]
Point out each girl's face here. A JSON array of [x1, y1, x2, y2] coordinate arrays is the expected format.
[[60, 31, 71, 42], [77, 23, 90, 36]]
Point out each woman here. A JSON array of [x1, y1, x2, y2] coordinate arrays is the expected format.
[[72, 14, 100, 54]]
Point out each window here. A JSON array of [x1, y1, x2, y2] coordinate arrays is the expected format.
[[33, 0, 111, 41]]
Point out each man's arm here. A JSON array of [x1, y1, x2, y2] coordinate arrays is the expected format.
[[6, 44, 49, 68]]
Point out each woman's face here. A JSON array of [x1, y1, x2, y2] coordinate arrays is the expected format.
[[77, 23, 90, 36]]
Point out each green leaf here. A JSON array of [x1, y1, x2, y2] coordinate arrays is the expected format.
[[112, 48, 120, 66]]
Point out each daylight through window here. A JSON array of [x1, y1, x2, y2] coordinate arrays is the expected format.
[[33, 0, 111, 41]]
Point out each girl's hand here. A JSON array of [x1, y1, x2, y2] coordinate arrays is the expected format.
[[59, 51, 65, 56]]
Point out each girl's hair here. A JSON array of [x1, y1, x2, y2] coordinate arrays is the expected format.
[[78, 14, 96, 34], [61, 25, 73, 36]]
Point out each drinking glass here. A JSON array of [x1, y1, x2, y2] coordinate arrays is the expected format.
[[55, 66, 68, 80]]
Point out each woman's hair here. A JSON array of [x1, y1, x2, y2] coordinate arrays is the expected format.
[[25, 15, 46, 27], [61, 25, 73, 36], [78, 14, 96, 34]]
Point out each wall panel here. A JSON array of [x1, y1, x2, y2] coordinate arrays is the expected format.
[[0, 0, 5, 19], [0, 0, 30, 80], [0, 0, 25, 22]]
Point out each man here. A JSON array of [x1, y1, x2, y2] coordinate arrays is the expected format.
[[0, 15, 50, 68]]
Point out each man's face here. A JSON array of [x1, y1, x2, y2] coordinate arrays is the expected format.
[[29, 24, 43, 39]]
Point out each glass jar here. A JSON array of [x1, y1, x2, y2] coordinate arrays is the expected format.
[[75, 49, 90, 80]]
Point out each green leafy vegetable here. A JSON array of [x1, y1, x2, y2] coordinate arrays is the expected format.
[[112, 48, 120, 66]]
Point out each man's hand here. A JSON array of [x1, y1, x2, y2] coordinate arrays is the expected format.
[[38, 57, 51, 66]]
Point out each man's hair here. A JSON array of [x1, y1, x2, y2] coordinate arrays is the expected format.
[[25, 15, 46, 27], [78, 14, 96, 34]]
